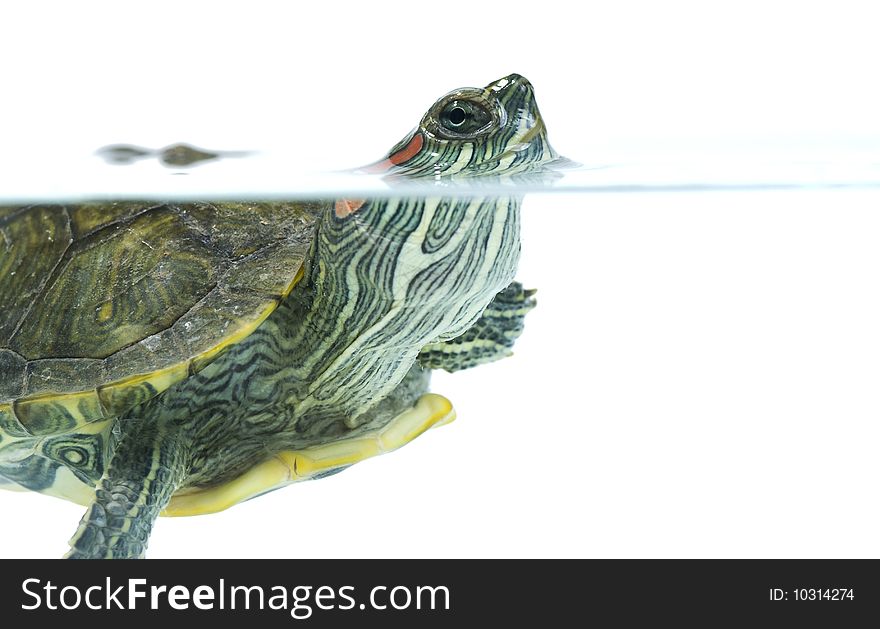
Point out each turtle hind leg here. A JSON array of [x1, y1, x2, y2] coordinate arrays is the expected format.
[[65, 419, 188, 559], [418, 281, 537, 373]]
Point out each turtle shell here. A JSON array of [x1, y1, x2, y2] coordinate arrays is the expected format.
[[0, 201, 321, 441]]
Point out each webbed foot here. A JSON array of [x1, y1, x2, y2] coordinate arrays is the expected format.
[[418, 281, 537, 372]]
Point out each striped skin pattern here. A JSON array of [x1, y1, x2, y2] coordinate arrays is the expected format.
[[3, 74, 558, 558], [419, 282, 537, 372]]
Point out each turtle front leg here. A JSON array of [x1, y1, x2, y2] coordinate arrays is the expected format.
[[418, 281, 537, 373]]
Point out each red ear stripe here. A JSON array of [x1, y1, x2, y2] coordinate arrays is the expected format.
[[362, 133, 424, 173], [334, 198, 366, 218], [389, 132, 424, 165]]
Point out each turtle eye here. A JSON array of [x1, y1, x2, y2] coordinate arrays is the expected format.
[[447, 107, 467, 126], [438, 99, 493, 136]]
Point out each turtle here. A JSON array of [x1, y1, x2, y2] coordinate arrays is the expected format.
[[0, 73, 558, 558]]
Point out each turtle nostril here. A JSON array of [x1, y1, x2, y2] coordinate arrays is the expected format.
[[505, 73, 531, 87], [489, 73, 534, 93]]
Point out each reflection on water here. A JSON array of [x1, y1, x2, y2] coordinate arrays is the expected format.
[[3, 151, 879, 205], [96, 143, 253, 167]]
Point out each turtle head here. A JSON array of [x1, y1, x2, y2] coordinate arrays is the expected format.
[[370, 74, 558, 178]]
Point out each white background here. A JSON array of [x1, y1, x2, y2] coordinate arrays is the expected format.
[[2, 1, 880, 558]]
